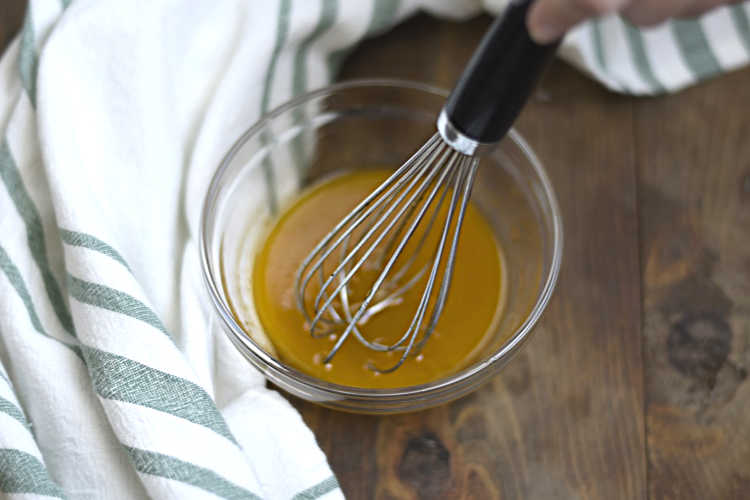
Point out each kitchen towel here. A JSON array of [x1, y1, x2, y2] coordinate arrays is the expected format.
[[1, 0, 748, 499], [555, 2, 750, 94], [483, 0, 750, 94]]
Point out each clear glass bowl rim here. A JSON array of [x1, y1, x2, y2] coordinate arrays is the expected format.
[[199, 78, 563, 400]]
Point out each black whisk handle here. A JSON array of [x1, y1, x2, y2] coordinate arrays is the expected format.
[[442, 0, 560, 146]]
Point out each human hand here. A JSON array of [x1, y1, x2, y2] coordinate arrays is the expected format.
[[527, 0, 735, 43]]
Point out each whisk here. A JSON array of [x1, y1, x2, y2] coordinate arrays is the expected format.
[[295, 0, 559, 372]]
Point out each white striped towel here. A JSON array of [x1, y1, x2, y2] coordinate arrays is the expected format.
[[0, 0, 748, 499]]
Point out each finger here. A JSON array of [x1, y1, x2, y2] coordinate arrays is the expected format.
[[622, 0, 739, 26], [622, 0, 686, 26], [679, 0, 739, 18], [527, 0, 630, 43]]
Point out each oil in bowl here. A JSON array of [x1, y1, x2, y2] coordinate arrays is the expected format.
[[249, 169, 508, 388]]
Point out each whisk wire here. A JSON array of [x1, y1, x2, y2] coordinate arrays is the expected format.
[[415, 157, 479, 354], [369, 158, 469, 372]]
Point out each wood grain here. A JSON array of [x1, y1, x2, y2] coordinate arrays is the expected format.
[[635, 67, 750, 499], [295, 14, 647, 500], [0, 0, 25, 56]]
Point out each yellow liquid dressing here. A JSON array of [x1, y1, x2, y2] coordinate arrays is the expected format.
[[250, 170, 506, 388]]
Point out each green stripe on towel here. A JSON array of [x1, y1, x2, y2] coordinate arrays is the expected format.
[[671, 19, 722, 79], [591, 19, 607, 74], [293, 0, 338, 97], [0, 397, 32, 431], [0, 139, 76, 337], [60, 229, 130, 270], [0, 247, 45, 335], [291, 0, 339, 177], [67, 274, 168, 336], [0, 245, 82, 359], [260, 0, 292, 115], [259, 0, 293, 214], [730, 5, 750, 54], [124, 446, 260, 500], [369, 0, 401, 36], [590, 19, 632, 92], [292, 475, 340, 500], [81, 346, 237, 444], [0, 449, 65, 498], [328, 0, 401, 80], [19, 9, 38, 106], [623, 23, 664, 93]]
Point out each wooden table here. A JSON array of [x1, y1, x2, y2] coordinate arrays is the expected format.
[[3, 6, 749, 500]]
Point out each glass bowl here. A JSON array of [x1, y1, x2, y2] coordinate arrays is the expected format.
[[200, 79, 562, 414]]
